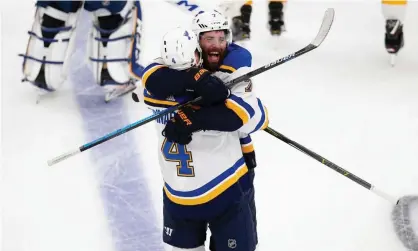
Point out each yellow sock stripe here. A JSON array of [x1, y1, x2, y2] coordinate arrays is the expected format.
[[382, 0, 407, 5]]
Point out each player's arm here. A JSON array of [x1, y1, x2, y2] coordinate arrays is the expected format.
[[142, 60, 230, 105], [204, 66, 268, 134], [219, 46, 268, 134], [141, 60, 189, 98], [163, 68, 267, 136], [162, 80, 267, 145]]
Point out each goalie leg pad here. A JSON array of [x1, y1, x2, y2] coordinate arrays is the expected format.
[[86, 0, 143, 87], [20, 1, 82, 91]]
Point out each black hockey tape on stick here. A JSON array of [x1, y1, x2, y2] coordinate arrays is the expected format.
[[47, 8, 335, 167]]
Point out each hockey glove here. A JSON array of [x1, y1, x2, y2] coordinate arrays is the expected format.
[[243, 151, 257, 169], [162, 106, 201, 145], [185, 68, 231, 106]]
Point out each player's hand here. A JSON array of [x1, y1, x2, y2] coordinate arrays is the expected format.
[[162, 106, 201, 145], [186, 68, 230, 106], [243, 151, 257, 169]]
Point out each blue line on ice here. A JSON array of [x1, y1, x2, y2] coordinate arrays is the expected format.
[[69, 11, 163, 251]]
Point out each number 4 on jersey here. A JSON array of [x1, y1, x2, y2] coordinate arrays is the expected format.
[[161, 139, 195, 177]]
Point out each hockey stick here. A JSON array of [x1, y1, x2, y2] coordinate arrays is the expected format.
[[47, 8, 334, 167], [264, 126, 418, 250], [263, 127, 397, 202]]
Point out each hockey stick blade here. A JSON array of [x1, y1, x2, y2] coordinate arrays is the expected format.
[[47, 8, 334, 167], [229, 8, 334, 87], [310, 8, 334, 47]]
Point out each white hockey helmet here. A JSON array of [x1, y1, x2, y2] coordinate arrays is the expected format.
[[191, 10, 232, 44], [160, 27, 203, 70]]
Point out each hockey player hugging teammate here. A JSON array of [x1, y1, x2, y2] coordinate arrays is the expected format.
[[20, 1, 143, 102], [137, 11, 268, 251]]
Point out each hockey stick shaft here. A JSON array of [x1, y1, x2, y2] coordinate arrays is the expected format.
[[263, 127, 398, 204], [47, 100, 195, 166], [231, 8, 334, 86], [264, 127, 372, 189], [47, 9, 334, 166]]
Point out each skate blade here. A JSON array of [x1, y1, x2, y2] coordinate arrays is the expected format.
[[34, 88, 52, 104], [104, 85, 137, 103], [390, 54, 396, 67], [232, 33, 250, 42]]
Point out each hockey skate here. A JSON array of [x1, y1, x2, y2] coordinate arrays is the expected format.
[[268, 1, 285, 36], [385, 19, 404, 66], [101, 68, 137, 103], [231, 16, 251, 42], [231, 4, 252, 42], [21, 65, 57, 104]]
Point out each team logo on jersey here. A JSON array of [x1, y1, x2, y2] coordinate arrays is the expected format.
[[102, 0, 110, 6], [228, 239, 237, 249], [183, 31, 191, 40]]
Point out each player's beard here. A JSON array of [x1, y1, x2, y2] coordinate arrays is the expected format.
[[202, 49, 226, 72]]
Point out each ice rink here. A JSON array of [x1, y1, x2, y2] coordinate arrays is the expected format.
[[2, 0, 418, 251]]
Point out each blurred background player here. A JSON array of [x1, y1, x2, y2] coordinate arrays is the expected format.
[[381, 0, 406, 64], [218, 0, 286, 41], [19, 1, 143, 102]]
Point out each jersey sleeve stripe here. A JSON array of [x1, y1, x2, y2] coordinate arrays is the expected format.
[[241, 143, 254, 153], [219, 65, 236, 73], [225, 95, 255, 124], [239, 135, 252, 145], [261, 104, 269, 130], [250, 98, 269, 133], [225, 99, 250, 124], [144, 96, 178, 107], [141, 63, 166, 87], [163, 158, 248, 205], [143, 89, 179, 108], [240, 136, 254, 153]]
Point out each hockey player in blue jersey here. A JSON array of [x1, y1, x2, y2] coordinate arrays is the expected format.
[[135, 10, 266, 251], [20, 1, 143, 102]]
